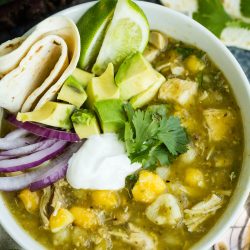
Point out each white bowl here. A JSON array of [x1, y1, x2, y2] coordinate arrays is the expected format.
[[0, 2, 250, 250]]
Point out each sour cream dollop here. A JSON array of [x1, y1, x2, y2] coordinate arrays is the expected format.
[[66, 133, 141, 190]]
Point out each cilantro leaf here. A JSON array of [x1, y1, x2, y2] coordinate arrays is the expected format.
[[150, 145, 171, 166], [131, 147, 153, 164], [136, 144, 171, 170], [147, 104, 169, 118], [158, 116, 189, 156], [193, 0, 232, 37], [132, 109, 158, 152], [240, 0, 250, 18]]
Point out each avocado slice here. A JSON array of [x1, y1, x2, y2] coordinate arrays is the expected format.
[[57, 76, 87, 108], [115, 52, 159, 100], [87, 63, 120, 108], [130, 72, 165, 109], [71, 68, 93, 88], [17, 101, 75, 130], [71, 109, 100, 139], [57, 68, 93, 108], [94, 99, 126, 133]]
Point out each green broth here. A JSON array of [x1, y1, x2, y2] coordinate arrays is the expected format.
[[2, 35, 244, 250]]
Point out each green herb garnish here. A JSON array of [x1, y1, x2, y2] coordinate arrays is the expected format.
[[193, 0, 232, 37], [176, 47, 204, 59], [121, 104, 188, 170]]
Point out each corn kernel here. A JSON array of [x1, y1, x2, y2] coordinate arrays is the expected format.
[[91, 190, 120, 210], [19, 189, 39, 214], [132, 170, 167, 203], [185, 168, 205, 188], [70, 207, 98, 229], [49, 208, 74, 233], [184, 55, 205, 74]]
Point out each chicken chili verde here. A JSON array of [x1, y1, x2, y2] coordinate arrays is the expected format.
[[0, 0, 243, 249]]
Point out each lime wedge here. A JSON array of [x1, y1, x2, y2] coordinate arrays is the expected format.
[[92, 0, 149, 75], [77, 0, 117, 70]]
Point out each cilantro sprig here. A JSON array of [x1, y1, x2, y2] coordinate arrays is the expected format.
[[121, 104, 188, 170]]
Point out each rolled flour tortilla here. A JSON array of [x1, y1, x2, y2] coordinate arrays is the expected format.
[[0, 16, 79, 75], [0, 35, 68, 113], [32, 17, 80, 111], [0, 16, 80, 113], [21, 35, 69, 112], [0, 37, 25, 57]]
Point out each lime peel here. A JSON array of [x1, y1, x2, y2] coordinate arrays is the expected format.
[[77, 0, 117, 70], [92, 0, 149, 75]]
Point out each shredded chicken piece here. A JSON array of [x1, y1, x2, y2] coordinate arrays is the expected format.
[[39, 186, 52, 229], [143, 45, 160, 63], [184, 194, 223, 232], [110, 223, 157, 250], [51, 180, 66, 209], [39, 180, 68, 227], [149, 31, 168, 50], [203, 109, 236, 142], [158, 78, 198, 107], [52, 201, 63, 217]]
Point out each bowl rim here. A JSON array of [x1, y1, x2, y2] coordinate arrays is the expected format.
[[0, 1, 250, 250]]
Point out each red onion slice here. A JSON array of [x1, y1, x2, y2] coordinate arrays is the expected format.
[[0, 129, 30, 151], [0, 140, 68, 172], [7, 116, 80, 142], [0, 136, 37, 150], [30, 161, 68, 191], [30, 142, 82, 191], [0, 142, 83, 191], [0, 164, 52, 191], [0, 139, 57, 159], [4, 129, 29, 140]]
